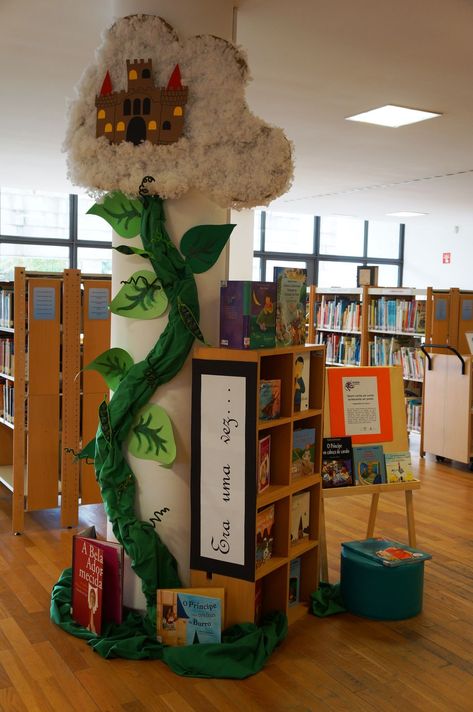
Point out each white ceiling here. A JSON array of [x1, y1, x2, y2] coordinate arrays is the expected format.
[[1, 0, 473, 225]]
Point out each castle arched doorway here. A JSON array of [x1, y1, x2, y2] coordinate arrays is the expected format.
[[126, 117, 146, 145]]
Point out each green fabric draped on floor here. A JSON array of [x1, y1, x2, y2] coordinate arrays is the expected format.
[[51, 568, 287, 678], [310, 581, 346, 616]]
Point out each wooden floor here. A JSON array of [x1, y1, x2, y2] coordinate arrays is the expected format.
[[1, 442, 473, 711]]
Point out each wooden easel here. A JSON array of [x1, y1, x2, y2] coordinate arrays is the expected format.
[[320, 365, 421, 581]]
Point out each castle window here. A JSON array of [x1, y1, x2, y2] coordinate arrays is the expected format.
[[162, 121, 171, 130], [104, 123, 113, 133], [129, 69, 138, 80], [97, 109, 106, 120], [173, 106, 183, 117], [133, 98, 141, 115], [142, 69, 151, 79], [143, 98, 151, 115], [116, 121, 125, 132], [123, 99, 131, 116], [148, 121, 157, 131]]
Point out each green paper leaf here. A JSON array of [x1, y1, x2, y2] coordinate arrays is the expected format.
[[110, 270, 168, 319], [99, 400, 112, 444], [87, 192, 143, 238], [84, 347, 134, 391], [180, 224, 236, 274], [128, 404, 176, 465], [177, 297, 207, 344], [114, 245, 150, 259]]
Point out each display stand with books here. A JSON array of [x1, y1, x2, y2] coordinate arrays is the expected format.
[[190, 344, 325, 626], [320, 364, 421, 581]]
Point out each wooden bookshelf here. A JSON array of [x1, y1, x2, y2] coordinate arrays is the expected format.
[[190, 344, 325, 627]]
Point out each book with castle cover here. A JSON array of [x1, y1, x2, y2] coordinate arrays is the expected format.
[[352, 445, 386, 485], [384, 451, 416, 483], [157, 588, 225, 646], [274, 267, 307, 347], [219, 280, 277, 349], [322, 437, 355, 488], [291, 427, 316, 478], [71, 526, 124, 634], [256, 504, 275, 568], [258, 434, 271, 493], [342, 538, 432, 567], [290, 491, 310, 543]]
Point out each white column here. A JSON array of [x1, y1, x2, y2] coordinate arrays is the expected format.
[[229, 209, 255, 281], [110, 0, 235, 609]]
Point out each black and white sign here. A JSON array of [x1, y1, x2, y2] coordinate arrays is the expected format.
[[191, 359, 257, 581]]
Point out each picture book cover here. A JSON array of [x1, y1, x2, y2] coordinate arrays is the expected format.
[[291, 427, 316, 478], [219, 280, 276, 349], [289, 557, 301, 607], [71, 526, 124, 634], [290, 491, 310, 543], [322, 437, 355, 488], [256, 504, 275, 568], [293, 351, 310, 412], [259, 379, 281, 420], [352, 445, 386, 485], [258, 434, 271, 493], [342, 538, 432, 567], [157, 588, 225, 645], [274, 267, 307, 347], [385, 451, 416, 483]]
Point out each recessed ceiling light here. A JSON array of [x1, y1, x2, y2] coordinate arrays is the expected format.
[[346, 105, 441, 128], [386, 211, 427, 217]]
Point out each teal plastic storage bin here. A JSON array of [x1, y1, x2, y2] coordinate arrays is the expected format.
[[340, 545, 425, 620]]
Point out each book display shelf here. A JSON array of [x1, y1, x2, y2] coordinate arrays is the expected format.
[[0, 267, 111, 533], [190, 344, 325, 627]]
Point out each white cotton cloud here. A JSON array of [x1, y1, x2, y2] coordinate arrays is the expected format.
[[64, 14, 293, 209]]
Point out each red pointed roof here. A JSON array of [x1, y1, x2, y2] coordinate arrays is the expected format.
[[167, 64, 183, 90], [100, 71, 113, 96]]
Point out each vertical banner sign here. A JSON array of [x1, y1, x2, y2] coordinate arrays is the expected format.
[[191, 359, 257, 581]]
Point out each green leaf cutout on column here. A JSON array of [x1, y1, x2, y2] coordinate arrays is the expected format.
[[180, 224, 236, 273], [110, 270, 168, 319], [177, 297, 207, 343], [84, 347, 134, 391], [128, 404, 176, 465], [87, 192, 143, 238], [114, 245, 150, 259]]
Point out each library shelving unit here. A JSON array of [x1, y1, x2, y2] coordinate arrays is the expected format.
[[0, 267, 110, 533], [190, 344, 325, 627], [424, 287, 473, 355], [308, 286, 367, 367]]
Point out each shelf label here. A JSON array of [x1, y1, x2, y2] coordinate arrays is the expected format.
[[190, 359, 257, 581], [88, 288, 110, 320], [33, 287, 55, 320]]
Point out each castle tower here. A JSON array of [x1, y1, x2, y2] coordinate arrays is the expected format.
[[126, 59, 154, 92]]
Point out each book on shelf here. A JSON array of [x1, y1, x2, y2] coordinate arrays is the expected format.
[[384, 451, 416, 483], [290, 491, 310, 543], [293, 351, 310, 412], [0, 289, 14, 329], [405, 396, 422, 431], [319, 332, 360, 365], [0, 337, 14, 376], [256, 504, 275, 568], [258, 434, 271, 494], [274, 267, 307, 347], [291, 427, 316, 478], [1, 381, 14, 423], [157, 588, 225, 645], [352, 445, 386, 485], [219, 280, 277, 349], [71, 525, 124, 635], [369, 297, 426, 334], [342, 538, 432, 567], [316, 295, 361, 332], [259, 379, 281, 420], [322, 436, 355, 488], [289, 557, 301, 607]]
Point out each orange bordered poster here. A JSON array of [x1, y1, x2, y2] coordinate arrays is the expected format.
[[327, 367, 393, 444]]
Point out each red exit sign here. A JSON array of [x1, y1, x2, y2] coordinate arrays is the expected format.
[[442, 252, 451, 264]]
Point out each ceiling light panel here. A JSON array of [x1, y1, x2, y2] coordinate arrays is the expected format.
[[346, 105, 441, 128]]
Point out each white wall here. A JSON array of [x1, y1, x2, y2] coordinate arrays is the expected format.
[[403, 219, 473, 289], [228, 209, 255, 280]]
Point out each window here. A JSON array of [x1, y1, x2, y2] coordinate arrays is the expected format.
[[253, 210, 404, 287], [173, 106, 183, 117], [0, 189, 112, 276], [143, 98, 151, 115], [142, 68, 151, 79], [129, 69, 137, 80], [116, 121, 125, 132], [133, 98, 141, 115], [123, 99, 131, 116], [148, 120, 157, 131], [104, 123, 113, 133], [97, 109, 106, 120], [162, 121, 171, 130]]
